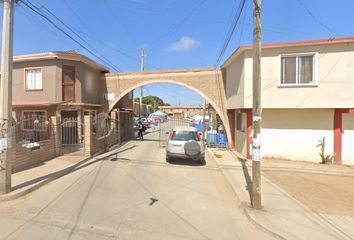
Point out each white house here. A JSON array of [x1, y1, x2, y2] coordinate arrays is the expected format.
[[222, 37, 354, 165]]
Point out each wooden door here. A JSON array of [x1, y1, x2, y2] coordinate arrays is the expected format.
[[62, 66, 75, 101]]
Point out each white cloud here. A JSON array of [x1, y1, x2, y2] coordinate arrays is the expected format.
[[167, 36, 199, 52]]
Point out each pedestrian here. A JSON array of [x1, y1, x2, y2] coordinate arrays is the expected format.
[[137, 121, 144, 141]]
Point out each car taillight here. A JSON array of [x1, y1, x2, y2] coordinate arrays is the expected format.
[[196, 132, 201, 141], [168, 131, 175, 140]]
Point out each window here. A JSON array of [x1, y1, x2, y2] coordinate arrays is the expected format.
[[25, 68, 42, 90], [280, 54, 316, 85], [236, 112, 246, 132], [236, 112, 243, 132], [22, 111, 47, 130], [84, 110, 97, 119], [172, 130, 198, 141], [62, 66, 75, 101]]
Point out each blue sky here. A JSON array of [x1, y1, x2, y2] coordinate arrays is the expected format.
[[3, 0, 354, 105]]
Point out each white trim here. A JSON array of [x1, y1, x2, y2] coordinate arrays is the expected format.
[[278, 52, 318, 87]]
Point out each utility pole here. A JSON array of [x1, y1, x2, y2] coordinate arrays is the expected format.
[[0, 0, 15, 194], [139, 48, 145, 119], [252, 0, 262, 209]]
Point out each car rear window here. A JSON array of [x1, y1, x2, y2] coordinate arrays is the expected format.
[[172, 130, 198, 141]]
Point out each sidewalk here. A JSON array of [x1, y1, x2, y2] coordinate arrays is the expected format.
[[0, 143, 132, 202], [208, 148, 354, 240]]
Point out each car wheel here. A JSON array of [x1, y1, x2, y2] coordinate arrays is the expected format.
[[166, 155, 170, 163]]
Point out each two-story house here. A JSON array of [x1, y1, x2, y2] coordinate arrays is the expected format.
[[10, 50, 134, 171], [222, 37, 354, 165]]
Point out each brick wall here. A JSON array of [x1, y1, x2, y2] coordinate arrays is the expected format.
[[10, 116, 61, 172], [11, 139, 57, 173]]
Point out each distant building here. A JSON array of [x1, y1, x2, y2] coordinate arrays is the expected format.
[[158, 105, 209, 119]]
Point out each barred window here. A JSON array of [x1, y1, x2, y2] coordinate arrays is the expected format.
[[23, 111, 47, 130]]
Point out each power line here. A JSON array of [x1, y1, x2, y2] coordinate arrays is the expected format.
[[38, 4, 121, 72], [214, 0, 246, 66], [295, 0, 344, 36], [19, 0, 122, 72], [149, 0, 208, 46]]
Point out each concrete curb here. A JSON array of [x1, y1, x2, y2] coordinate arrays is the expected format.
[[0, 142, 131, 202], [206, 148, 286, 239], [228, 150, 354, 177], [209, 148, 353, 240]]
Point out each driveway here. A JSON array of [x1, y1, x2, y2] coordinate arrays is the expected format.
[[0, 131, 272, 240]]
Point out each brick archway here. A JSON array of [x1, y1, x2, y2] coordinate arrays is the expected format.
[[102, 68, 231, 147]]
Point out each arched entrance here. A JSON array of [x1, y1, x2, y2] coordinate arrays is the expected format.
[[101, 68, 232, 147]]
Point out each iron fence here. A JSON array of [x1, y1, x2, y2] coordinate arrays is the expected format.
[[93, 116, 120, 148], [13, 118, 52, 145]]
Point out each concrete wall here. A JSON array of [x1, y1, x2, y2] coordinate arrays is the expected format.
[[13, 59, 58, 103], [234, 111, 248, 156], [225, 42, 354, 109], [57, 59, 102, 104], [11, 139, 57, 172], [224, 53, 245, 109], [342, 113, 354, 165], [261, 109, 334, 162]]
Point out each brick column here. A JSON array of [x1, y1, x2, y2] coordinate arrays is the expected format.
[[51, 116, 61, 156], [117, 109, 122, 144], [111, 110, 121, 145], [84, 115, 93, 157]]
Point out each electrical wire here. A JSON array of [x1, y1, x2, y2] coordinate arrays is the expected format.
[[214, 0, 246, 67], [19, 0, 122, 72], [295, 0, 344, 37], [149, 0, 208, 46]]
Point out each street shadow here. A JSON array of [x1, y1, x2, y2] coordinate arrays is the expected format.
[[240, 159, 253, 204], [12, 145, 138, 191], [168, 158, 206, 166]]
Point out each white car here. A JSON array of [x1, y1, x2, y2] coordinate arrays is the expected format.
[[166, 126, 205, 163]]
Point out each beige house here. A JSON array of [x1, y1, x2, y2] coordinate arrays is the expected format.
[[10, 51, 134, 171], [222, 37, 354, 165], [158, 105, 206, 119]]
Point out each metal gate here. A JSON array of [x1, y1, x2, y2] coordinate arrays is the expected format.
[[93, 116, 120, 148], [60, 118, 84, 154]]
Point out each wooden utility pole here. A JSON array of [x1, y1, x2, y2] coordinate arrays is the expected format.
[[0, 0, 15, 194], [252, 0, 262, 209], [139, 48, 145, 119]]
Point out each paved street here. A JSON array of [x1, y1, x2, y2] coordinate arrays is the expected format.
[[0, 131, 272, 240]]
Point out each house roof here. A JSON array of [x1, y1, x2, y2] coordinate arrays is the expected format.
[[158, 105, 203, 109], [221, 36, 354, 68], [13, 50, 110, 73]]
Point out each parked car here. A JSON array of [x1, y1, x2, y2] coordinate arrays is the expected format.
[[166, 126, 205, 163]]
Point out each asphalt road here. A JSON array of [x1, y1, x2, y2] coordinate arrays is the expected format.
[[0, 130, 272, 240]]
